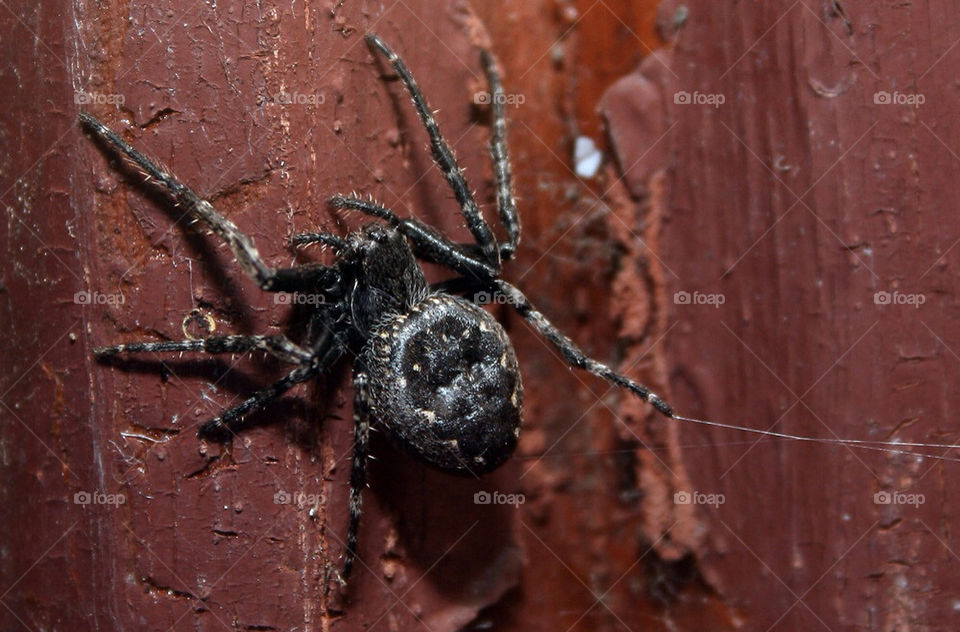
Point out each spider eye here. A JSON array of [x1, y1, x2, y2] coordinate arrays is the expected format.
[[362, 224, 390, 243], [362, 295, 523, 474]]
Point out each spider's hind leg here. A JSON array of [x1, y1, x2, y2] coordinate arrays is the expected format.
[[342, 367, 372, 581], [94, 334, 312, 364], [197, 327, 346, 439], [494, 280, 675, 417], [197, 363, 320, 439]]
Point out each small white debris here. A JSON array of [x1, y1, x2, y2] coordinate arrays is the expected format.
[[573, 136, 602, 178]]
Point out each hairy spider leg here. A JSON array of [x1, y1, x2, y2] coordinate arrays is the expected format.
[[93, 330, 343, 438], [494, 280, 674, 417], [197, 363, 322, 438], [78, 112, 330, 293], [337, 37, 519, 273], [291, 232, 349, 250], [94, 334, 312, 364], [196, 327, 347, 438], [328, 195, 497, 280], [344, 368, 372, 581], [365, 34, 502, 272], [480, 48, 520, 260]]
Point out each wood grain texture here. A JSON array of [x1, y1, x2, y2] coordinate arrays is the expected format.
[[602, 1, 960, 629]]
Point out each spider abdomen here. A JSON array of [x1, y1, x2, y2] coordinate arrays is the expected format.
[[363, 294, 523, 474]]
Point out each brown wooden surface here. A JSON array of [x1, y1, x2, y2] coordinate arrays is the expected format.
[[2, 0, 957, 630], [605, 1, 960, 629], [678, 2, 959, 629]]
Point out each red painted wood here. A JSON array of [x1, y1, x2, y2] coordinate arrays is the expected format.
[[7, 1, 951, 631]]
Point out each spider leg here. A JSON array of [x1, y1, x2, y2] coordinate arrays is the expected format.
[[429, 276, 489, 297], [480, 48, 520, 260], [79, 112, 328, 293], [365, 34, 502, 271], [495, 280, 674, 417], [94, 334, 312, 364], [329, 195, 496, 280], [196, 326, 347, 438], [196, 363, 320, 439], [291, 232, 348, 250], [342, 367, 372, 581]]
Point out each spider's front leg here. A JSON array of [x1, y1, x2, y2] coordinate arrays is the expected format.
[[327, 195, 498, 280], [480, 47, 520, 260], [78, 112, 329, 293], [365, 34, 502, 272]]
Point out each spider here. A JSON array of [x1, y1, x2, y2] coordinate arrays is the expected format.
[[80, 33, 676, 582]]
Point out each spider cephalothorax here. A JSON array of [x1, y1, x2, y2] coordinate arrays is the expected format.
[[81, 32, 673, 583]]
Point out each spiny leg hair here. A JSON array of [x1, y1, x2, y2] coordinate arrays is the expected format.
[[292, 232, 349, 250], [94, 334, 312, 365], [364, 34, 502, 271], [197, 332, 346, 438], [329, 194, 497, 280], [79, 112, 322, 293], [198, 364, 320, 439], [480, 49, 520, 260], [94, 332, 334, 438], [343, 369, 372, 581]]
